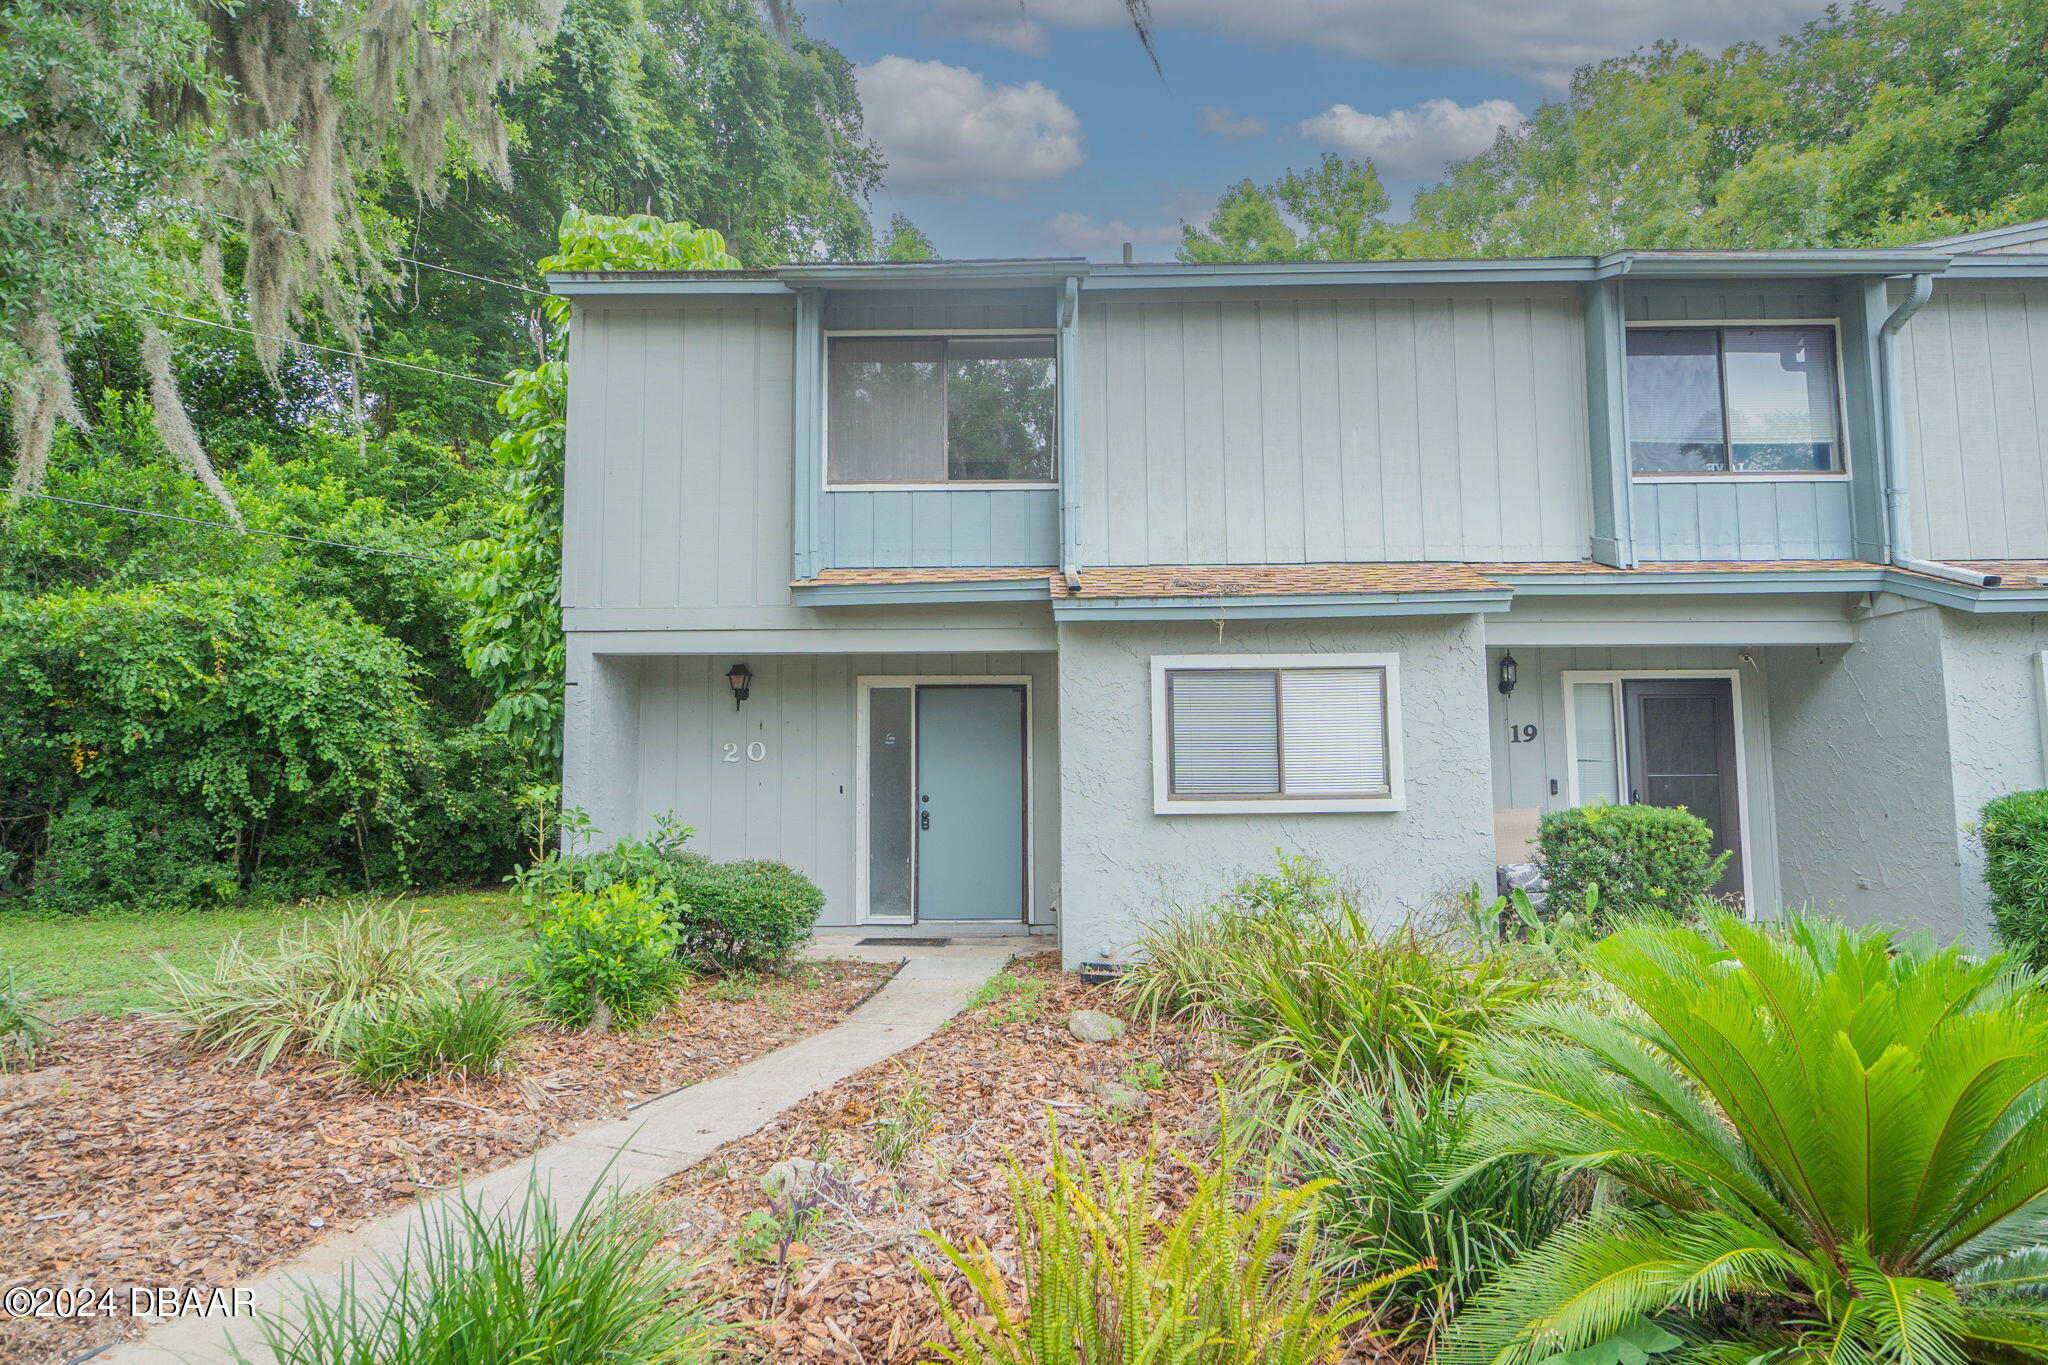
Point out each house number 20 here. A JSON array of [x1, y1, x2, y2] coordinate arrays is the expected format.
[[722, 741, 768, 763]]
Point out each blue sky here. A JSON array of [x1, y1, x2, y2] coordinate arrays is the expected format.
[[799, 0, 1853, 262]]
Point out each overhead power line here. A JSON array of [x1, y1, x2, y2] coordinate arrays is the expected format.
[[396, 254, 551, 297], [138, 307, 512, 388], [4, 490, 448, 562]]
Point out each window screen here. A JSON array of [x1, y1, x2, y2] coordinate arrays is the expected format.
[[826, 335, 1056, 485], [1626, 325, 1841, 475], [1166, 666, 1391, 800]]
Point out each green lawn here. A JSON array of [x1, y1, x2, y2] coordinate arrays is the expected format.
[[0, 889, 533, 1017]]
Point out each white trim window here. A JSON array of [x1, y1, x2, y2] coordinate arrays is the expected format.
[[825, 332, 1058, 488], [1150, 653, 1406, 814], [1625, 323, 1845, 476]]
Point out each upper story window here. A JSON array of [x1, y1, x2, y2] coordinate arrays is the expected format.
[[1626, 325, 1844, 476], [825, 333, 1057, 487]]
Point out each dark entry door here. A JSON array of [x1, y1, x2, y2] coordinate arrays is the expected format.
[[1622, 679, 1743, 900]]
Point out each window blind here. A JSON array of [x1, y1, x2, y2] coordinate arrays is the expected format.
[[1280, 669, 1389, 796], [1167, 671, 1280, 795]]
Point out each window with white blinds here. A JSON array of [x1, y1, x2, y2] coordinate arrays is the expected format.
[[1157, 656, 1401, 811]]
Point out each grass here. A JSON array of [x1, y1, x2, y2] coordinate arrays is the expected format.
[[0, 888, 530, 1017], [963, 970, 1047, 1026]]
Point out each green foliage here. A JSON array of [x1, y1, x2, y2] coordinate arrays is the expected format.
[[1122, 856, 1556, 1083], [881, 213, 939, 261], [1276, 1073, 1570, 1337], [1533, 803, 1728, 924], [508, 812, 703, 910], [253, 1178, 728, 1365], [525, 879, 689, 1029], [872, 1064, 937, 1169], [343, 985, 527, 1091], [152, 905, 475, 1072], [453, 208, 741, 765], [921, 1126, 1400, 1365], [666, 856, 825, 972], [0, 968, 54, 1070], [965, 971, 1049, 1027], [1975, 789, 2048, 968], [1180, 154, 1403, 262], [1445, 914, 2048, 1365]]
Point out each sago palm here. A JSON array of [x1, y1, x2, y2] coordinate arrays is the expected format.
[[1444, 914, 2048, 1365]]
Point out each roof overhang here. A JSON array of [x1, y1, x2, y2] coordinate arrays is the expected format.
[[1050, 588, 1515, 621]]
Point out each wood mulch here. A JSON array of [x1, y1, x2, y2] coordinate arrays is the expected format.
[[0, 960, 895, 1365], [664, 953, 1268, 1364]]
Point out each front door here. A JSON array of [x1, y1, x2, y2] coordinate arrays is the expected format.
[[1621, 679, 1744, 900]]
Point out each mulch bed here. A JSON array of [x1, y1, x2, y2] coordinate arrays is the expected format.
[[0, 959, 895, 1365], [662, 953, 1250, 1364]]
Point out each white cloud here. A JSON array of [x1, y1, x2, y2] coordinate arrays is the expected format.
[[1037, 190, 1216, 258], [1298, 97, 1523, 178], [911, 0, 1860, 88], [1198, 106, 1269, 141], [855, 56, 1084, 198]]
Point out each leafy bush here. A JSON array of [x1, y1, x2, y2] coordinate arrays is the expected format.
[[256, 1178, 727, 1365], [1277, 1073, 1570, 1338], [344, 986, 527, 1091], [508, 812, 703, 912], [668, 857, 825, 971], [153, 905, 473, 1071], [0, 969, 54, 1070], [1445, 914, 2048, 1365], [1976, 788, 2048, 967], [922, 1127, 1401, 1365], [525, 880, 689, 1030], [1122, 860, 1557, 1082], [1532, 801, 1728, 923]]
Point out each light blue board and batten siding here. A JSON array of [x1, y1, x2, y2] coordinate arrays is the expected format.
[[1075, 289, 1595, 566], [563, 300, 798, 612], [1621, 280, 1860, 562], [1897, 281, 2048, 561], [819, 287, 1062, 570]]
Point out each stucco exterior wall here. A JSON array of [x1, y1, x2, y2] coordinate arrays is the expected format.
[[1766, 602, 1969, 936], [1052, 614, 1495, 967], [1940, 612, 2048, 936]]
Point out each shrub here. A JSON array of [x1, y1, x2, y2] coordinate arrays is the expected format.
[[1532, 801, 1728, 923], [1445, 914, 2048, 1365], [256, 1179, 727, 1365], [508, 812, 703, 913], [153, 906, 472, 1071], [0, 969, 54, 1070], [525, 880, 689, 1029], [1121, 854, 1347, 1025], [344, 986, 527, 1091], [922, 1127, 1402, 1365], [668, 857, 825, 971], [1976, 788, 2048, 967], [1278, 1073, 1570, 1338]]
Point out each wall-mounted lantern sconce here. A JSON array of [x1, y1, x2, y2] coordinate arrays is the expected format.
[[726, 662, 753, 709], [1497, 652, 1518, 696]]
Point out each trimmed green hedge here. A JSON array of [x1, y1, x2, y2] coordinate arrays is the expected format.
[[667, 858, 825, 971], [1976, 789, 2048, 968], [1534, 802, 1729, 923]]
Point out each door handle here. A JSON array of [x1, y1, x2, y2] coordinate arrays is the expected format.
[[920, 811, 930, 831]]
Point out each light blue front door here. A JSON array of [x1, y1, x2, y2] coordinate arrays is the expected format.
[[914, 686, 1027, 921]]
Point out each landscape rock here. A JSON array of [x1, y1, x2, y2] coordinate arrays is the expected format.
[[1067, 1009, 1127, 1042]]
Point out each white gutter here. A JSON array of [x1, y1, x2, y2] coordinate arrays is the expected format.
[[1878, 272, 2002, 588], [1057, 275, 1083, 592]]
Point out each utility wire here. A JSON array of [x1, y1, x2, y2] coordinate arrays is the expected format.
[[3, 490, 448, 562], [138, 307, 512, 388], [396, 254, 551, 297]]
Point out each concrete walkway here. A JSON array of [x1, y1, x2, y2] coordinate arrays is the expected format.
[[96, 945, 1027, 1365]]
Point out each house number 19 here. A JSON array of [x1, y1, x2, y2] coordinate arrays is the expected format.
[[1507, 724, 1538, 744], [722, 741, 769, 762]]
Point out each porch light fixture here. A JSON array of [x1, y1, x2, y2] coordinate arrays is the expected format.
[[1497, 652, 1518, 696], [726, 662, 753, 709]]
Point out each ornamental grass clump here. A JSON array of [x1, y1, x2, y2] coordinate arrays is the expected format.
[[0, 968, 54, 1071], [153, 904, 473, 1072], [1444, 914, 2048, 1365], [921, 1125, 1407, 1365], [343, 986, 528, 1091]]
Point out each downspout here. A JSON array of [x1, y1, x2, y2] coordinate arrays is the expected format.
[[1057, 274, 1083, 592], [1879, 273, 2002, 587]]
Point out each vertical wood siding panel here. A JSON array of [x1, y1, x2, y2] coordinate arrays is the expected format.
[[1914, 300, 1968, 558], [639, 312, 684, 606], [735, 311, 777, 606], [1259, 301, 1306, 561], [561, 308, 608, 608], [1336, 301, 1382, 561], [1411, 298, 1460, 559], [1296, 300, 1345, 561], [910, 492, 951, 565], [1103, 303, 1151, 564], [870, 494, 913, 565], [1078, 311, 1111, 565], [1454, 298, 1502, 559], [1219, 301, 1266, 561], [953, 492, 993, 567], [599, 310, 646, 605], [1530, 296, 1591, 559], [1142, 303, 1189, 564], [1993, 292, 2047, 554], [1182, 303, 1228, 563], [1375, 300, 1421, 559], [1950, 295, 2000, 559]]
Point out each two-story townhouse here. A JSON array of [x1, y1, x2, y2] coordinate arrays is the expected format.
[[552, 221, 2048, 964]]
